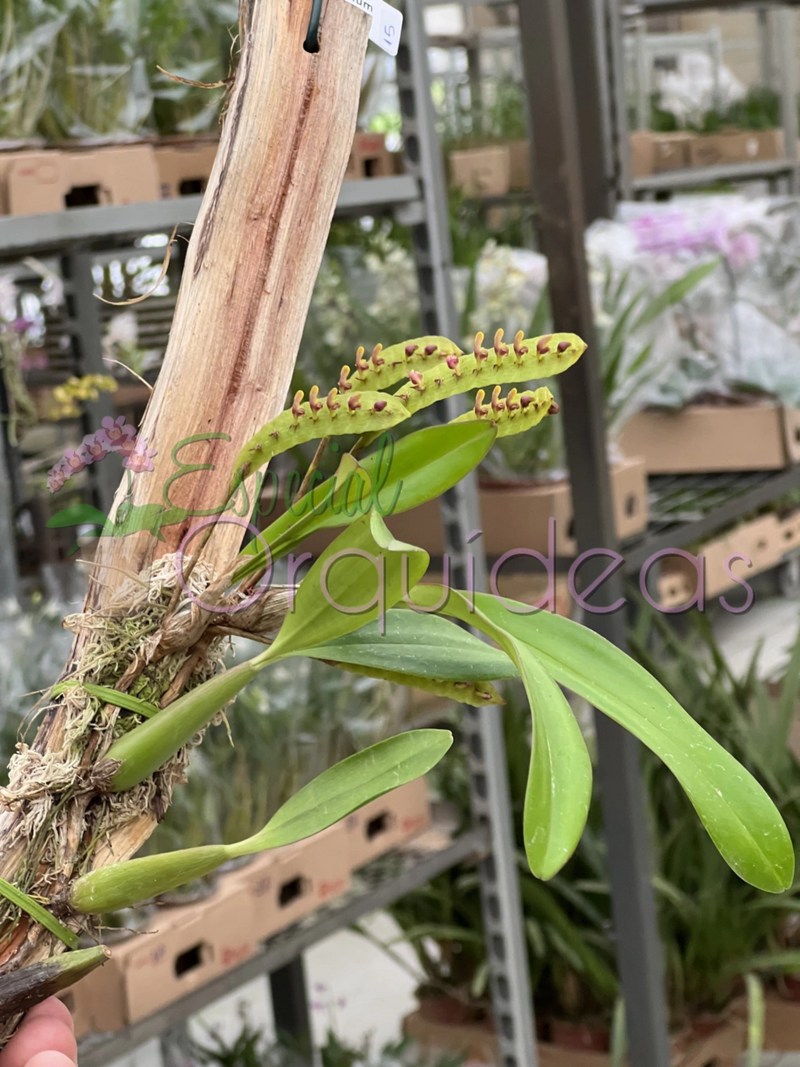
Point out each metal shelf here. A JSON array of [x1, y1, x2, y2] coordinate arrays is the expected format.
[[628, 0, 800, 12], [632, 157, 799, 195], [0, 176, 421, 259], [77, 827, 489, 1067], [623, 465, 800, 571]]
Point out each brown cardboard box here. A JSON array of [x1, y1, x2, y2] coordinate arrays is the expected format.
[[479, 457, 649, 557], [507, 139, 531, 190], [618, 402, 800, 474], [657, 512, 784, 606], [220, 821, 351, 943], [386, 459, 648, 559], [630, 131, 693, 177], [3, 144, 160, 215], [448, 145, 510, 196], [689, 128, 784, 168], [155, 140, 218, 199], [343, 776, 431, 870], [762, 994, 800, 1050], [67, 881, 257, 1033], [345, 132, 393, 180], [402, 1008, 745, 1067]]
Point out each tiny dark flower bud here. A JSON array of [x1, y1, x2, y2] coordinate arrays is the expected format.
[[557, 340, 571, 353], [373, 399, 388, 412], [536, 336, 552, 355]]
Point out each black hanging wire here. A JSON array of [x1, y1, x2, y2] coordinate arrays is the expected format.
[[304, 0, 323, 53]]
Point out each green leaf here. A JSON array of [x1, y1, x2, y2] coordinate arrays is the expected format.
[[471, 592, 795, 894], [0, 876, 79, 949], [71, 730, 452, 913], [52, 680, 158, 718], [266, 511, 429, 659], [294, 611, 518, 681], [631, 259, 719, 332], [46, 503, 110, 531], [237, 729, 452, 852], [409, 586, 591, 879], [234, 421, 496, 578], [515, 644, 593, 879]]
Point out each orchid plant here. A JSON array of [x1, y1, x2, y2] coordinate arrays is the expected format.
[[0, 328, 794, 1017]]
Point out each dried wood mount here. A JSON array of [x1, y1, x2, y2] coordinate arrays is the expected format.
[[0, 0, 371, 1015]]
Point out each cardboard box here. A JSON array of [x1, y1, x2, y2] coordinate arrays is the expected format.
[[507, 139, 531, 190], [448, 145, 510, 196], [657, 513, 784, 606], [385, 459, 648, 559], [220, 821, 351, 943], [762, 994, 800, 1050], [343, 776, 431, 871], [155, 140, 218, 199], [618, 402, 800, 474], [630, 131, 693, 177], [402, 1009, 745, 1067], [66, 881, 257, 1033], [688, 128, 784, 168], [345, 132, 393, 180], [3, 145, 160, 216]]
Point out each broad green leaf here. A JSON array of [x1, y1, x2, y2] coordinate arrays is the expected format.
[[234, 421, 496, 578], [295, 610, 516, 706], [409, 586, 591, 879], [515, 643, 592, 879], [294, 611, 518, 681], [71, 730, 452, 913], [471, 592, 794, 894], [266, 511, 429, 659], [237, 728, 452, 852]]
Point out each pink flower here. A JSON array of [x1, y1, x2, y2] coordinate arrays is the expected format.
[[62, 448, 89, 475], [47, 465, 67, 494], [123, 438, 157, 473], [99, 415, 137, 451], [82, 432, 110, 463], [20, 350, 47, 371]]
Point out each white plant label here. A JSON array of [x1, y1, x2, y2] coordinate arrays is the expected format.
[[344, 0, 402, 56]]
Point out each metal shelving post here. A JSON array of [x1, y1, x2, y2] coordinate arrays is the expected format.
[[517, 1, 672, 1065], [397, 2, 539, 1064]]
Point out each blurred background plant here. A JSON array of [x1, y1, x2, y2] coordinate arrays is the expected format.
[[192, 1020, 465, 1067]]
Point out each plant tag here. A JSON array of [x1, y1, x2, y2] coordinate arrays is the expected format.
[[344, 0, 402, 56]]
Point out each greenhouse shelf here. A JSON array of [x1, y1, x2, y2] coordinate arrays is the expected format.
[[77, 827, 490, 1067], [624, 466, 800, 571], [0, 176, 421, 260], [632, 158, 800, 195], [630, 0, 800, 11]]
